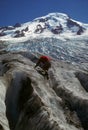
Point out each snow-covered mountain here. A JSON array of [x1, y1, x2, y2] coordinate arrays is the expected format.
[[0, 13, 88, 41], [0, 13, 88, 66]]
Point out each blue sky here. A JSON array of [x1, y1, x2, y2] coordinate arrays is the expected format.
[[0, 0, 88, 26]]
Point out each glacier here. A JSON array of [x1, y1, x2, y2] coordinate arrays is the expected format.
[[0, 12, 88, 130]]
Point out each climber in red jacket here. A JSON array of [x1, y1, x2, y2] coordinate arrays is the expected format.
[[34, 55, 51, 79]]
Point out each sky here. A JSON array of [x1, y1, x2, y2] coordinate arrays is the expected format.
[[0, 0, 88, 26]]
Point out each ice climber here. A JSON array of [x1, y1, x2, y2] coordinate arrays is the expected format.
[[34, 55, 51, 79]]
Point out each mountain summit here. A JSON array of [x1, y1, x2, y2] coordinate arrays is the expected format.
[[0, 13, 88, 41]]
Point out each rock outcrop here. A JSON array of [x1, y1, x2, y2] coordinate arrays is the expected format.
[[0, 51, 88, 130], [14, 23, 21, 28], [67, 19, 85, 35]]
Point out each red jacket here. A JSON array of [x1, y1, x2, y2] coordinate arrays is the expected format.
[[39, 56, 51, 62], [35, 55, 51, 69]]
